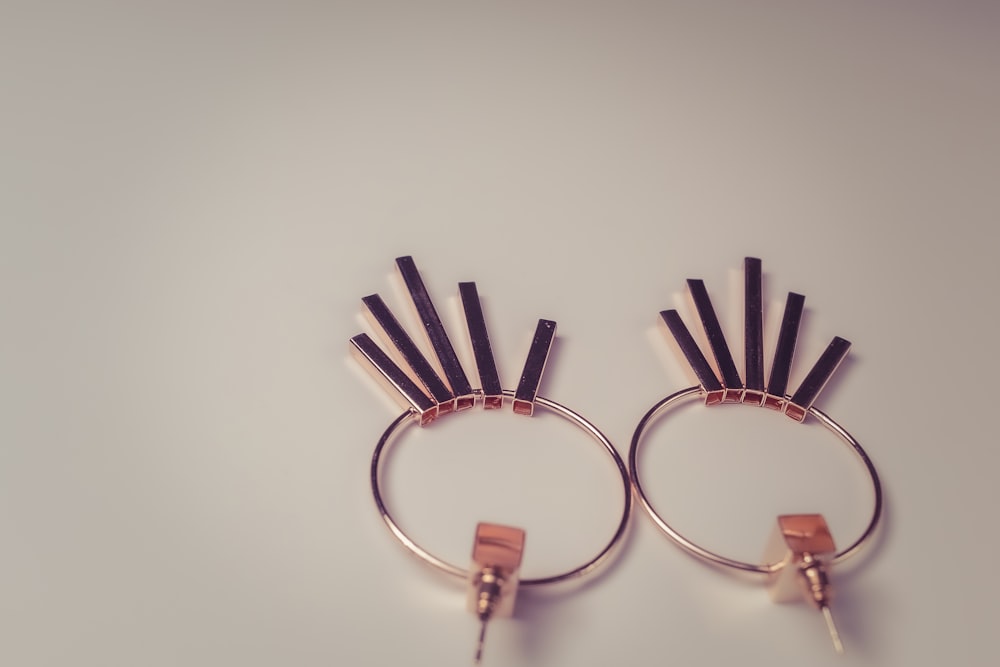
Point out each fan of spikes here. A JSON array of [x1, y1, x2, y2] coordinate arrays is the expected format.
[[350, 256, 556, 426], [661, 257, 851, 422]]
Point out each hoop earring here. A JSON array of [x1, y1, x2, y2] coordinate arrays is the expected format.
[[349, 256, 632, 664], [629, 257, 883, 654]]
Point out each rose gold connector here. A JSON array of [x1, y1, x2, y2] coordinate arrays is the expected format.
[[762, 514, 844, 654], [467, 523, 525, 663]]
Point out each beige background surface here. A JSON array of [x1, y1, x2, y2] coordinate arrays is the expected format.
[[2, 2, 998, 666]]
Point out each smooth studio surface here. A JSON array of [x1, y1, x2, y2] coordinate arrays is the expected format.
[[2, 2, 998, 666]]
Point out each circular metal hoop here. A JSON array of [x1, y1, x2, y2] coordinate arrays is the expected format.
[[371, 390, 633, 586], [629, 386, 883, 575]]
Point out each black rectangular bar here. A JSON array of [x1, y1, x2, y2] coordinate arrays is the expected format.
[[786, 336, 852, 422], [659, 309, 725, 405], [513, 319, 556, 416], [687, 279, 743, 401], [350, 334, 437, 426], [458, 282, 504, 409], [743, 257, 765, 404], [361, 293, 456, 414], [395, 256, 474, 411], [764, 292, 805, 411]]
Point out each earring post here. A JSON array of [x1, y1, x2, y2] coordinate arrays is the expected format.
[[821, 604, 844, 654]]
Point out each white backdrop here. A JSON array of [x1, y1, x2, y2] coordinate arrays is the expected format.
[[2, 2, 998, 666]]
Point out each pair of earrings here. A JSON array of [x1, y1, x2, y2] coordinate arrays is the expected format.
[[349, 256, 883, 662]]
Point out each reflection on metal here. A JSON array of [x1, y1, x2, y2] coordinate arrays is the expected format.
[[396, 256, 475, 411], [743, 257, 766, 405], [785, 337, 851, 422], [763, 514, 844, 654], [764, 292, 805, 411], [459, 281, 504, 410], [659, 309, 725, 405], [513, 320, 557, 416], [653, 258, 852, 422], [350, 333, 437, 425], [468, 523, 525, 664], [638, 258, 874, 655], [687, 278, 743, 401], [362, 293, 456, 414]]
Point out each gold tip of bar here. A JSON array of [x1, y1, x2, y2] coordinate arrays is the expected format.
[[743, 257, 765, 405], [483, 396, 503, 410], [783, 405, 807, 422], [512, 400, 533, 416], [395, 256, 475, 411], [362, 293, 456, 413], [349, 334, 437, 426], [687, 279, 743, 401], [659, 310, 725, 405], [513, 319, 556, 417], [458, 282, 504, 409], [785, 336, 851, 422], [764, 292, 805, 411]]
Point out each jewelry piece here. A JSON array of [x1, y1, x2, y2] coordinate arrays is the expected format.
[[630, 257, 883, 653], [350, 256, 632, 663]]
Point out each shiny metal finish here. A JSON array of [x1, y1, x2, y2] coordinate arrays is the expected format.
[[642, 258, 879, 653], [762, 515, 844, 653], [396, 256, 475, 411], [629, 386, 883, 572], [659, 310, 725, 405], [468, 523, 524, 618], [662, 259, 852, 425], [821, 604, 844, 654], [786, 336, 852, 422], [350, 333, 437, 425], [513, 320, 557, 416], [763, 514, 836, 604], [468, 523, 525, 663], [764, 292, 805, 411], [371, 390, 633, 586], [743, 257, 766, 405], [353, 257, 631, 662], [362, 293, 456, 413], [459, 282, 504, 410], [473, 566, 503, 664], [687, 279, 743, 401]]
